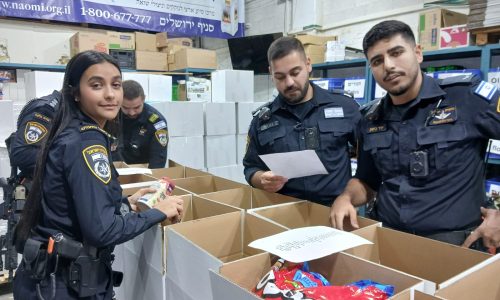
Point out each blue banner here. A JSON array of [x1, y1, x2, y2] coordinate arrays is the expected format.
[[0, 0, 244, 38]]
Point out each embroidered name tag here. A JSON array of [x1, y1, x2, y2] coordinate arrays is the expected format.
[[367, 124, 387, 133], [429, 106, 457, 125], [324, 107, 344, 118], [259, 120, 279, 131]]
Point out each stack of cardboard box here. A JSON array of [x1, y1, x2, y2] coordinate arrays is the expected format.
[[135, 32, 168, 71], [294, 34, 337, 64]]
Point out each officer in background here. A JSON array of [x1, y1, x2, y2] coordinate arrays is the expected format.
[[117, 80, 168, 168], [330, 20, 500, 249], [8, 90, 61, 177], [243, 36, 361, 207]]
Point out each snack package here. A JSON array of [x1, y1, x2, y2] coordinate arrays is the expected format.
[[137, 177, 175, 211]]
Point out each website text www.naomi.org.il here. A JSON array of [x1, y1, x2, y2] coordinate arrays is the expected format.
[[0, 1, 71, 16]]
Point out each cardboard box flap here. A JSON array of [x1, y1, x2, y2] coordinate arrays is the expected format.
[[441, 9, 467, 27], [191, 195, 242, 220], [200, 187, 253, 209], [150, 166, 185, 179], [243, 213, 289, 256], [218, 252, 271, 292], [435, 254, 500, 299], [349, 226, 490, 285], [118, 173, 157, 185], [121, 183, 190, 197], [391, 289, 446, 300], [309, 252, 424, 293], [174, 175, 244, 194], [251, 188, 300, 208]]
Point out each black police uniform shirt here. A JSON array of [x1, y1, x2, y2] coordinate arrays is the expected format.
[[32, 111, 166, 249], [356, 74, 500, 234], [119, 103, 168, 168], [243, 82, 361, 205], [10, 90, 61, 177]]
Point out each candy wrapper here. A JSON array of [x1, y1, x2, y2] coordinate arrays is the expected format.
[[254, 259, 393, 300]]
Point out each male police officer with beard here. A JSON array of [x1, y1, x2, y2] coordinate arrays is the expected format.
[[330, 20, 500, 250], [243, 37, 361, 207], [117, 80, 168, 168]]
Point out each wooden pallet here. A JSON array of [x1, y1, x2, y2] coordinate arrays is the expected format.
[[470, 25, 500, 45]]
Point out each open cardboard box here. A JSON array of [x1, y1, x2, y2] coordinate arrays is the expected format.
[[172, 175, 246, 195], [209, 251, 426, 300], [346, 225, 491, 294], [434, 254, 500, 300], [391, 289, 446, 300], [118, 173, 158, 185], [150, 166, 210, 179], [165, 211, 288, 300], [249, 200, 379, 231], [198, 186, 300, 210], [114, 194, 241, 300]]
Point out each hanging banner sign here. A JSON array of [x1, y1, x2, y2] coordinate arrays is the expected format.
[[0, 0, 244, 38]]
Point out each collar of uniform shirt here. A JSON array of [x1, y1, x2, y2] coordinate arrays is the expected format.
[[272, 82, 326, 113]]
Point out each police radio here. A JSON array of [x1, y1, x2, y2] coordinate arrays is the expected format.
[[410, 151, 429, 178]]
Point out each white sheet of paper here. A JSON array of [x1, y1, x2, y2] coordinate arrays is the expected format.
[[259, 150, 328, 179], [248, 226, 372, 263], [116, 168, 152, 176]]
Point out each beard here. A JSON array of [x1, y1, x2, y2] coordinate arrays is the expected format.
[[384, 69, 419, 97], [281, 82, 309, 105]]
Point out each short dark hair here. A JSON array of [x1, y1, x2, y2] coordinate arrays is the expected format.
[[362, 20, 416, 56], [267, 36, 306, 66], [122, 80, 145, 101]]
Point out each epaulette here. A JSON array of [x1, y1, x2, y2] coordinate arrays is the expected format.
[[252, 101, 273, 121], [148, 113, 160, 123], [40, 91, 62, 110], [330, 89, 354, 98], [438, 74, 479, 87], [80, 125, 112, 138], [361, 98, 383, 120]]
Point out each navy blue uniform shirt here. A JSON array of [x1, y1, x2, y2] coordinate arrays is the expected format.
[[243, 83, 361, 205], [10, 90, 61, 176], [32, 111, 166, 248], [356, 74, 500, 234], [118, 103, 168, 168]]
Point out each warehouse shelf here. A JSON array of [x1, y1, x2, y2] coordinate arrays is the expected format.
[[312, 44, 500, 102]]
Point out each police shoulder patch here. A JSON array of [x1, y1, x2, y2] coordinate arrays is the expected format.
[[474, 81, 498, 102], [24, 121, 48, 144], [155, 129, 168, 147], [149, 114, 159, 123], [82, 145, 111, 184]]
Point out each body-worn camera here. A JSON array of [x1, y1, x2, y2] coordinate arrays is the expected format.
[[410, 150, 429, 178]]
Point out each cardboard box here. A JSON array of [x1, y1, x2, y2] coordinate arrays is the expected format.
[[249, 200, 379, 231], [346, 225, 491, 294], [159, 102, 204, 136], [237, 133, 247, 163], [187, 78, 211, 102], [169, 48, 217, 70], [24, 71, 64, 101], [304, 44, 325, 64], [118, 173, 157, 185], [212, 70, 254, 102], [155, 32, 168, 48], [382, 289, 445, 300], [167, 37, 193, 47], [150, 166, 210, 179], [172, 175, 245, 195], [198, 186, 299, 210], [205, 135, 237, 168], [204, 103, 236, 135], [107, 31, 135, 50], [440, 25, 469, 49], [0, 100, 13, 143], [294, 34, 337, 46], [114, 194, 241, 300], [209, 251, 426, 300], [434, 255, 500, 300], [207, 164, 246, 184], [166, 211, 288, 300], [135, 32, 157, 52], [419, 9, 467, 51], [148, 74, 172, 102], [168, 136, 205, 170], [237, 102, 262, 134], [70, 31, 109, 57], [135, 51, 168, 71]]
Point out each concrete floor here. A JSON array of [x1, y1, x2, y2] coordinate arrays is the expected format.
[[0, 283, 13, 300]]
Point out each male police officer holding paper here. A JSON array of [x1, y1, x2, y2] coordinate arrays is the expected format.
[[243, 37, 361, 206], [117, 80, 168, 168], [330, 20, 500, 249]]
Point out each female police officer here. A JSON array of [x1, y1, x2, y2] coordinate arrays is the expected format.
[[13, 50, 183, 299]]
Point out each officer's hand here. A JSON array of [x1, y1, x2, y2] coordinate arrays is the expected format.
[[330, 195, 358, 231], [128, 187, 157, 211], [153, 195, 184, 222], [260, 171, 288, 193], [462, 207, 500, 249]]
